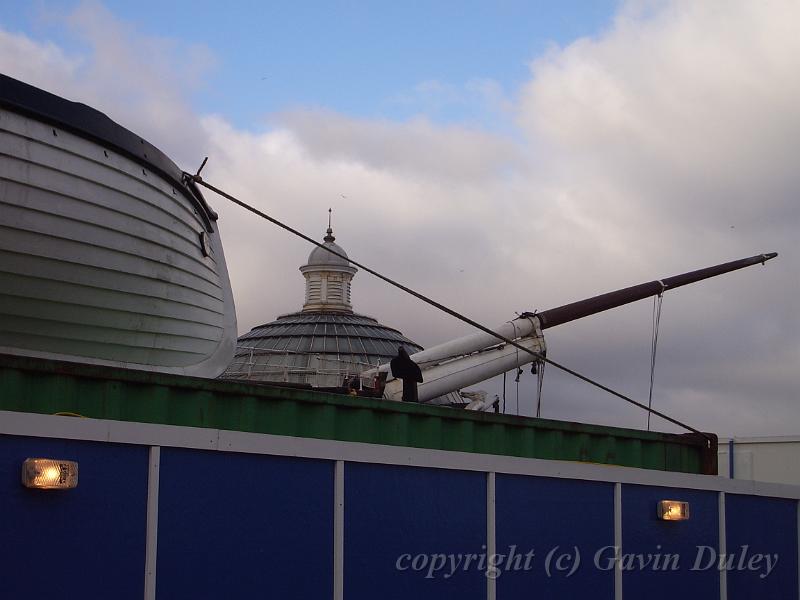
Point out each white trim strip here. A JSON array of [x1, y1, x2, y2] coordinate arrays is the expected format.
[[719, 492, 727, 600], [334, 460, 344, 600], [4, 410, 800, 499], [487, 472, 496, 600], [614, 482, 622, 600], [144, 446, 160, 600], [720, 435, 800, 445]]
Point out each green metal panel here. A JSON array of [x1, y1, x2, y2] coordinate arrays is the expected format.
[[0, 354, 716, 473]]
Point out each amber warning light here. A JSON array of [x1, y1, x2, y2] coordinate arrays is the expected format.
[[22, 458, 79, 490], [657, 500, 690, 521]]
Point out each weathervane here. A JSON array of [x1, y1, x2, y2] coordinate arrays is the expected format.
[[325, 207, 335, 242]]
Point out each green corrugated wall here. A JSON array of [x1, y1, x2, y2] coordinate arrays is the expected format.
[[0, 354, 716, 473]]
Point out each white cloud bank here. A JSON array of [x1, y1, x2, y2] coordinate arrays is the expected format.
[[1, 0, 797, 436]]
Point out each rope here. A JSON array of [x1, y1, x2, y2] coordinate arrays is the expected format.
[[502, 370, 507, 413], [190, 171, 711, 440], [647, 289, 665, 431], [535, 359, 545, 418], [510, 320, 521, 415]]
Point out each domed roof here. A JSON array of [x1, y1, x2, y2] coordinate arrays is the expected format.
[[220, 220, 424, 388], [304, 228, 352, 269], [220, 311, 422, 386]]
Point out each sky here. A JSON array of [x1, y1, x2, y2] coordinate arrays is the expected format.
[[1, 0, 798, 438]]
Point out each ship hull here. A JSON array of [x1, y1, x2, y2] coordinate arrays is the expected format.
[[0, 75, 236, 377]]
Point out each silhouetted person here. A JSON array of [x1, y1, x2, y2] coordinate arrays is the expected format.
[[390, 346, 423, 402]]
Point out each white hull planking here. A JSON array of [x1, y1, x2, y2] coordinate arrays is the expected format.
[[0, 107, 237, 377]]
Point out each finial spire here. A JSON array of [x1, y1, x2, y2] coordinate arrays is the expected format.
[[324, 207, 335, 242]]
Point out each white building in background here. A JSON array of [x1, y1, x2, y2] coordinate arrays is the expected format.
[[718, 436, 800, 486], [219, 224, 423, 388]]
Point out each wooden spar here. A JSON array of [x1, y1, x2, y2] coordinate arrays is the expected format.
[[536, 252, 778, 330]]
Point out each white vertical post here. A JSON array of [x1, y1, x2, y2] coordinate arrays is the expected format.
[[487, 472, 496, 600], [719, 492, 727, 600], [334, 460, 344, 600], [614, 482, 623, 600], [144, 446, 161, 600]]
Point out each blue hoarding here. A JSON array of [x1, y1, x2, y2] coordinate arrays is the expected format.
[[156, 448, 334, 599], [0, 435, 148, 600], [344, 463, 486, 600]]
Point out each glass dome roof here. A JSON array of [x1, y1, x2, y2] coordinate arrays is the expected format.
[[219, 311, 422, 386], [220, 223, 424, 388]]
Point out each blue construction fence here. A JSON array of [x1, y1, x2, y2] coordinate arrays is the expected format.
[[1, 433, 796, 599]]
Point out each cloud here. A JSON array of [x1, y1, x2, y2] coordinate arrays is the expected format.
[[198, 112, 529, 343], [2, 0, 797, 438], [0, 28, 83, 92], [389, 77, 514, 121], [0, 1, 215, 162], [520, 0, 800, 226], [277, 109, 522, 181], [509, 0, 800, 436]]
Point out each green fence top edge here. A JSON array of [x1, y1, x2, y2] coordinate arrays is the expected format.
[[0, 353, 713, 451]]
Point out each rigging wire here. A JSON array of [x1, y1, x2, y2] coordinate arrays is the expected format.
[[510, 320, 521, 415], [535, 360, 545, 418], [647, 289, 665, 431], [502, 370, 507, 414], [189, 171, 710, 441]]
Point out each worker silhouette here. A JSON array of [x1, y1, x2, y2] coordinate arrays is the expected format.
[[390, 346, 423, 402]]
